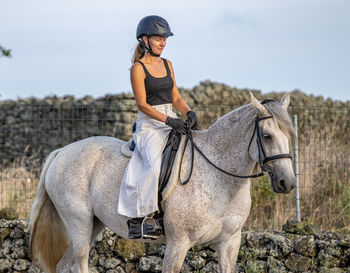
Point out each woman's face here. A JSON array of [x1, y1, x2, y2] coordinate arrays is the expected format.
[[143, 36, 167, 55]]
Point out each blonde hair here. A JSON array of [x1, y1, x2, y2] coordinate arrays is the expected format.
[[132, 42, 145, 63]]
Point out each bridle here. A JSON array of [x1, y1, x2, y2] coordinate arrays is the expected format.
[[247, 115, 292, 173], [179, 104, 293, 185]]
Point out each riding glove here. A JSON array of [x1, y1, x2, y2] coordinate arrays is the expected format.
[[165, 117, 187, 132], [186, 111, 197, 130]]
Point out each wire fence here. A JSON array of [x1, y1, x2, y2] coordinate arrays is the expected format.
[[0, 103, 349, 230]]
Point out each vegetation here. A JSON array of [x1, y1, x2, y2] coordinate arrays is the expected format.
[[0, 147, 40, 219], [247, 114, 349, 232], [0, 44, 12, 57]]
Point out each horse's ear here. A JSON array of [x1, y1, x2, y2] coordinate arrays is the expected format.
[[250, 92, 269, 116], [280, 93, 290, 110]]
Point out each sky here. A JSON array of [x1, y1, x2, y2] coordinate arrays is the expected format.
[[0, 0, 349, 102]]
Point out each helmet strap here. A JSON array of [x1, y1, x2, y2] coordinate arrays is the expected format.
[[138, 36, 160, 58], [137, 37, 161, 57], [147, 36, 160, 57]]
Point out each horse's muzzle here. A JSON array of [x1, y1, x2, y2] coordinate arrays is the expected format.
[[269, 171, 296, 193]]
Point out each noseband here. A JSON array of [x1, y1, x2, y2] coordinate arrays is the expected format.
[[179, 110, 293, 185]]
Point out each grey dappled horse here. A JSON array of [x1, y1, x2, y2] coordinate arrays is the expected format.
[[30, 93, 296, 273]]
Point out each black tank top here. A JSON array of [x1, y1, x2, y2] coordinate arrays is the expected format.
[[137, 58, 174, 106]]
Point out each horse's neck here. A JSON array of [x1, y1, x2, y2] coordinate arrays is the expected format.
[[188, 106, 256, 210], [187, 104, 255, 206], [196, 105, 256, 176]]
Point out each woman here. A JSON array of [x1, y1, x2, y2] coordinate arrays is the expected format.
[[118, 15, 197, 239]]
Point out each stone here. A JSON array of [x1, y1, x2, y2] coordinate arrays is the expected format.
[[267, 256, 288, 273], [245, 231, 263, 248], [266, 232, 293, 258], [89, 248, 99, 267], [0, 228, 11, 244], [1, 239, 11, 256], [294, 235, 317, 257], [0, 258, 12, 271], [12, 238, 25, 247], [188, 253, 206, 270], [180, 262, 192, 273], [106, 266, 126, 273], [9, 246, 27, 259], [0, 208, 18, 220], [200, 261, 219, 272], [339, 234, 350, 247], [282, 219, 319, 235], [107, 238, 116, 248], [97, 266, 105, 272], [20, 110, 34, 121], [89, 267, 99, 273], [12, 258, 31, 271], [6, 116, 16, 125], [138, 256, 162, 272], [285, 253, 312, 272], [94, 232, 104, 242], [318, 249, 341, 268], [27, 264, 43, 273], [95, 240, 111, 254], [157, 244, 166, 258], [125, 262, 136, 273], [104, 258, 122, 269], [243, 259, 268, 272], [319, 267, 345, 273]]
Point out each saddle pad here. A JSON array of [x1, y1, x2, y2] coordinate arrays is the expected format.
[[121, 140, 133, 158]]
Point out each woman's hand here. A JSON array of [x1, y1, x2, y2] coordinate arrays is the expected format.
[[165, 117, 187, 133], [186, 111, 197, 130]]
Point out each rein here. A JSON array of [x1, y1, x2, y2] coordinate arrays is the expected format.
[[179, 113, 292, 185]]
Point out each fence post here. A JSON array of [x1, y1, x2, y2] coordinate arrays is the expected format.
[[292, 115, 301, 222]]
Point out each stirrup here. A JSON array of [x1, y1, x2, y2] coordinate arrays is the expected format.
[[141, 216, 163, 240]]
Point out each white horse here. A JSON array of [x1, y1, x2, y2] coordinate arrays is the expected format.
[[30, 93, 296, 273]]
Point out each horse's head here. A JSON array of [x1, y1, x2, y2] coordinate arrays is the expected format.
[[249, 93, 296, 193]]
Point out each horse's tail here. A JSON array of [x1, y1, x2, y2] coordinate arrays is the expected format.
[[29, 149, 70, 273]]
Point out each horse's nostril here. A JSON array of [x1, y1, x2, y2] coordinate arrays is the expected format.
[[280, 179, 286, 190]]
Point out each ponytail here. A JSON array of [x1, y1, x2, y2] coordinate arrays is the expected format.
[[132, 42, 145, 64]]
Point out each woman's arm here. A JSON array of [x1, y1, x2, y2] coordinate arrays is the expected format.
[[131, 62, 168, 122], [167, 60, 191, 115]]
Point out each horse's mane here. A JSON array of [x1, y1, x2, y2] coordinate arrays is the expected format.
[[263, 100, 296, 145]]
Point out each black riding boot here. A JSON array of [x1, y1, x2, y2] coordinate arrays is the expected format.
[[127, 216, 163, 239], [127, 218, 143, 239]]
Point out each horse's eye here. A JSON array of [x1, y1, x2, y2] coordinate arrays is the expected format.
[[263, 134, 271, 140]]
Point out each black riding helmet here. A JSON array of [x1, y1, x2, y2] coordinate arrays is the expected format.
[[136, 15, 173, 57]]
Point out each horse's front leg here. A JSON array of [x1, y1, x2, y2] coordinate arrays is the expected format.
[[214, 229, 242, 273], [162, 239, 190, 273]]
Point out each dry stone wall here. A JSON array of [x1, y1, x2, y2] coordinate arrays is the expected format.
[[0, 219, 349, 273]]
